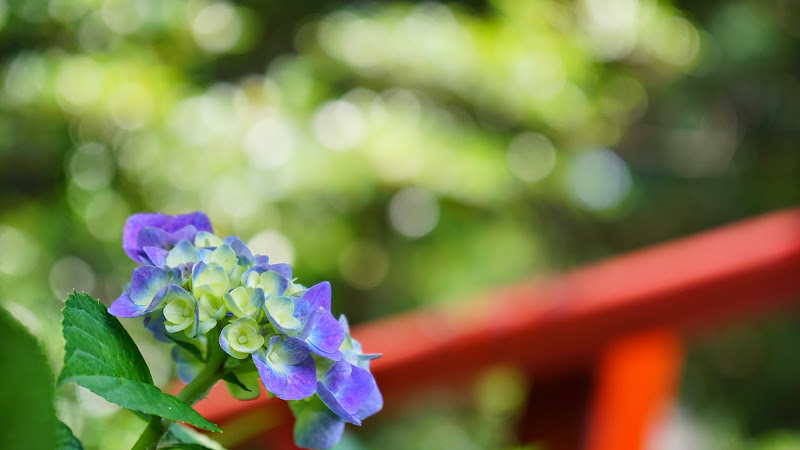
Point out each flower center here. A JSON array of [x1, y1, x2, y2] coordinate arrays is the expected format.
[[182, 307, 192, 317], [237, 335, 248, 344]]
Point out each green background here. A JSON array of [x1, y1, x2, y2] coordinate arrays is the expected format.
[[0, 0, 799, 448]]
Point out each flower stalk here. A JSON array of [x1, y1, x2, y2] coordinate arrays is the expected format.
[[132, 327, 226, 450]]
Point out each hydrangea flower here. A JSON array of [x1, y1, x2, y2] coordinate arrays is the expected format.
[[109, 212, 382, 449]]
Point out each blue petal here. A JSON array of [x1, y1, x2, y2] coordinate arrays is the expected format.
[[291, 398, 346, 450], [129, 266, 174, 307], [170, 225, 198, 243], [137, 227, 173, 253], [223, 236, 254, 264], [109, 283, 170, 319], [143, 246, 169, 267], [250, 257, 293, 279], [355, 383, 383, 421], [338, 314, 351, 333], [317, 361, 377, 425], [299, 306, 344, 360], [319, 358, 352, 393], [196, 248, 213, 264], [143, 313, 170, 343], [108, 292, 145, 318], [171, 346, 203, 383], [268, 263, 293, 279], [356, 353, 382, 371], [252, 336, 317, 400], [303, 282, 331, 312], [191, 261, 208, 287]]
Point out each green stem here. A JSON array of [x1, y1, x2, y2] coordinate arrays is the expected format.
[[131, 327, 227, 450]]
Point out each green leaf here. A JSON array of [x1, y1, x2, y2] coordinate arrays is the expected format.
[[56, 420, 84, 450], [222, 367, 261, 401], [59, 292, 152, 385], [163, 423, 226, 450], [221, 372, 250, 392], [0, 306, 58, 450], [68, 376, 221, 432], [58, 293, 221, 432]]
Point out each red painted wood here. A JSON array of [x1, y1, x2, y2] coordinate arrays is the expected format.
[[352, 208, 800, 397], [586, 330, 683, 450], [191, 208, 800, 448]]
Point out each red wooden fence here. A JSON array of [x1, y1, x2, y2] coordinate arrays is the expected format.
[[191, 208, 800, 449]]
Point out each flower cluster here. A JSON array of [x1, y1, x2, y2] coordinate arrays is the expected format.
[[109, 212, 382, 449]]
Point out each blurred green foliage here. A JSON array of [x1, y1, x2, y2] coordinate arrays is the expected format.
[[0, 0, 799, 448], [0, 307, 57, 450]]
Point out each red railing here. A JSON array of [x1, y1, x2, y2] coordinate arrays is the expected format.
[[191, 208, 800, 449]]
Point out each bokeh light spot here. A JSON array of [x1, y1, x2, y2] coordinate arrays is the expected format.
[[4, 52, 46, 103], [192, 2, 243, 54], [100, 0, 144, 35], [506, 132, 557, 183], [388, 187, 440, 238], [339, 241, 390, 290], [565, 148, 632, 211], [55, 56, 103, 111], [49, 256, 96, 299], [248, 230, 295, 264], [0, 226, 39, 276], [242, 116, 295, 169], [312, 100, 366, 151], [68, 142, 115, 191], [84, 191, 129, 242]]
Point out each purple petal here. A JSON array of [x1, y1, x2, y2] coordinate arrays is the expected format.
[[301, 307, 344, 360], [170, 225, 198, 243], [123, 213, 170, 261], [254, 255, 270, 266], [272, 336, 310, 365], [253, 337, 317, 400], [122, 212, 212, 262], [319, 359, 352, 393], [162, 212, 212, 234], [303, 282, 331, 312], [109, 284, 167, 318], [143, 246, 168, 267], [137, 226, 173, 251], [108, 292, 146, 318], [317, 362, 376, 425], [129, 266, 174, 306], [316, 385, 361, 425]]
